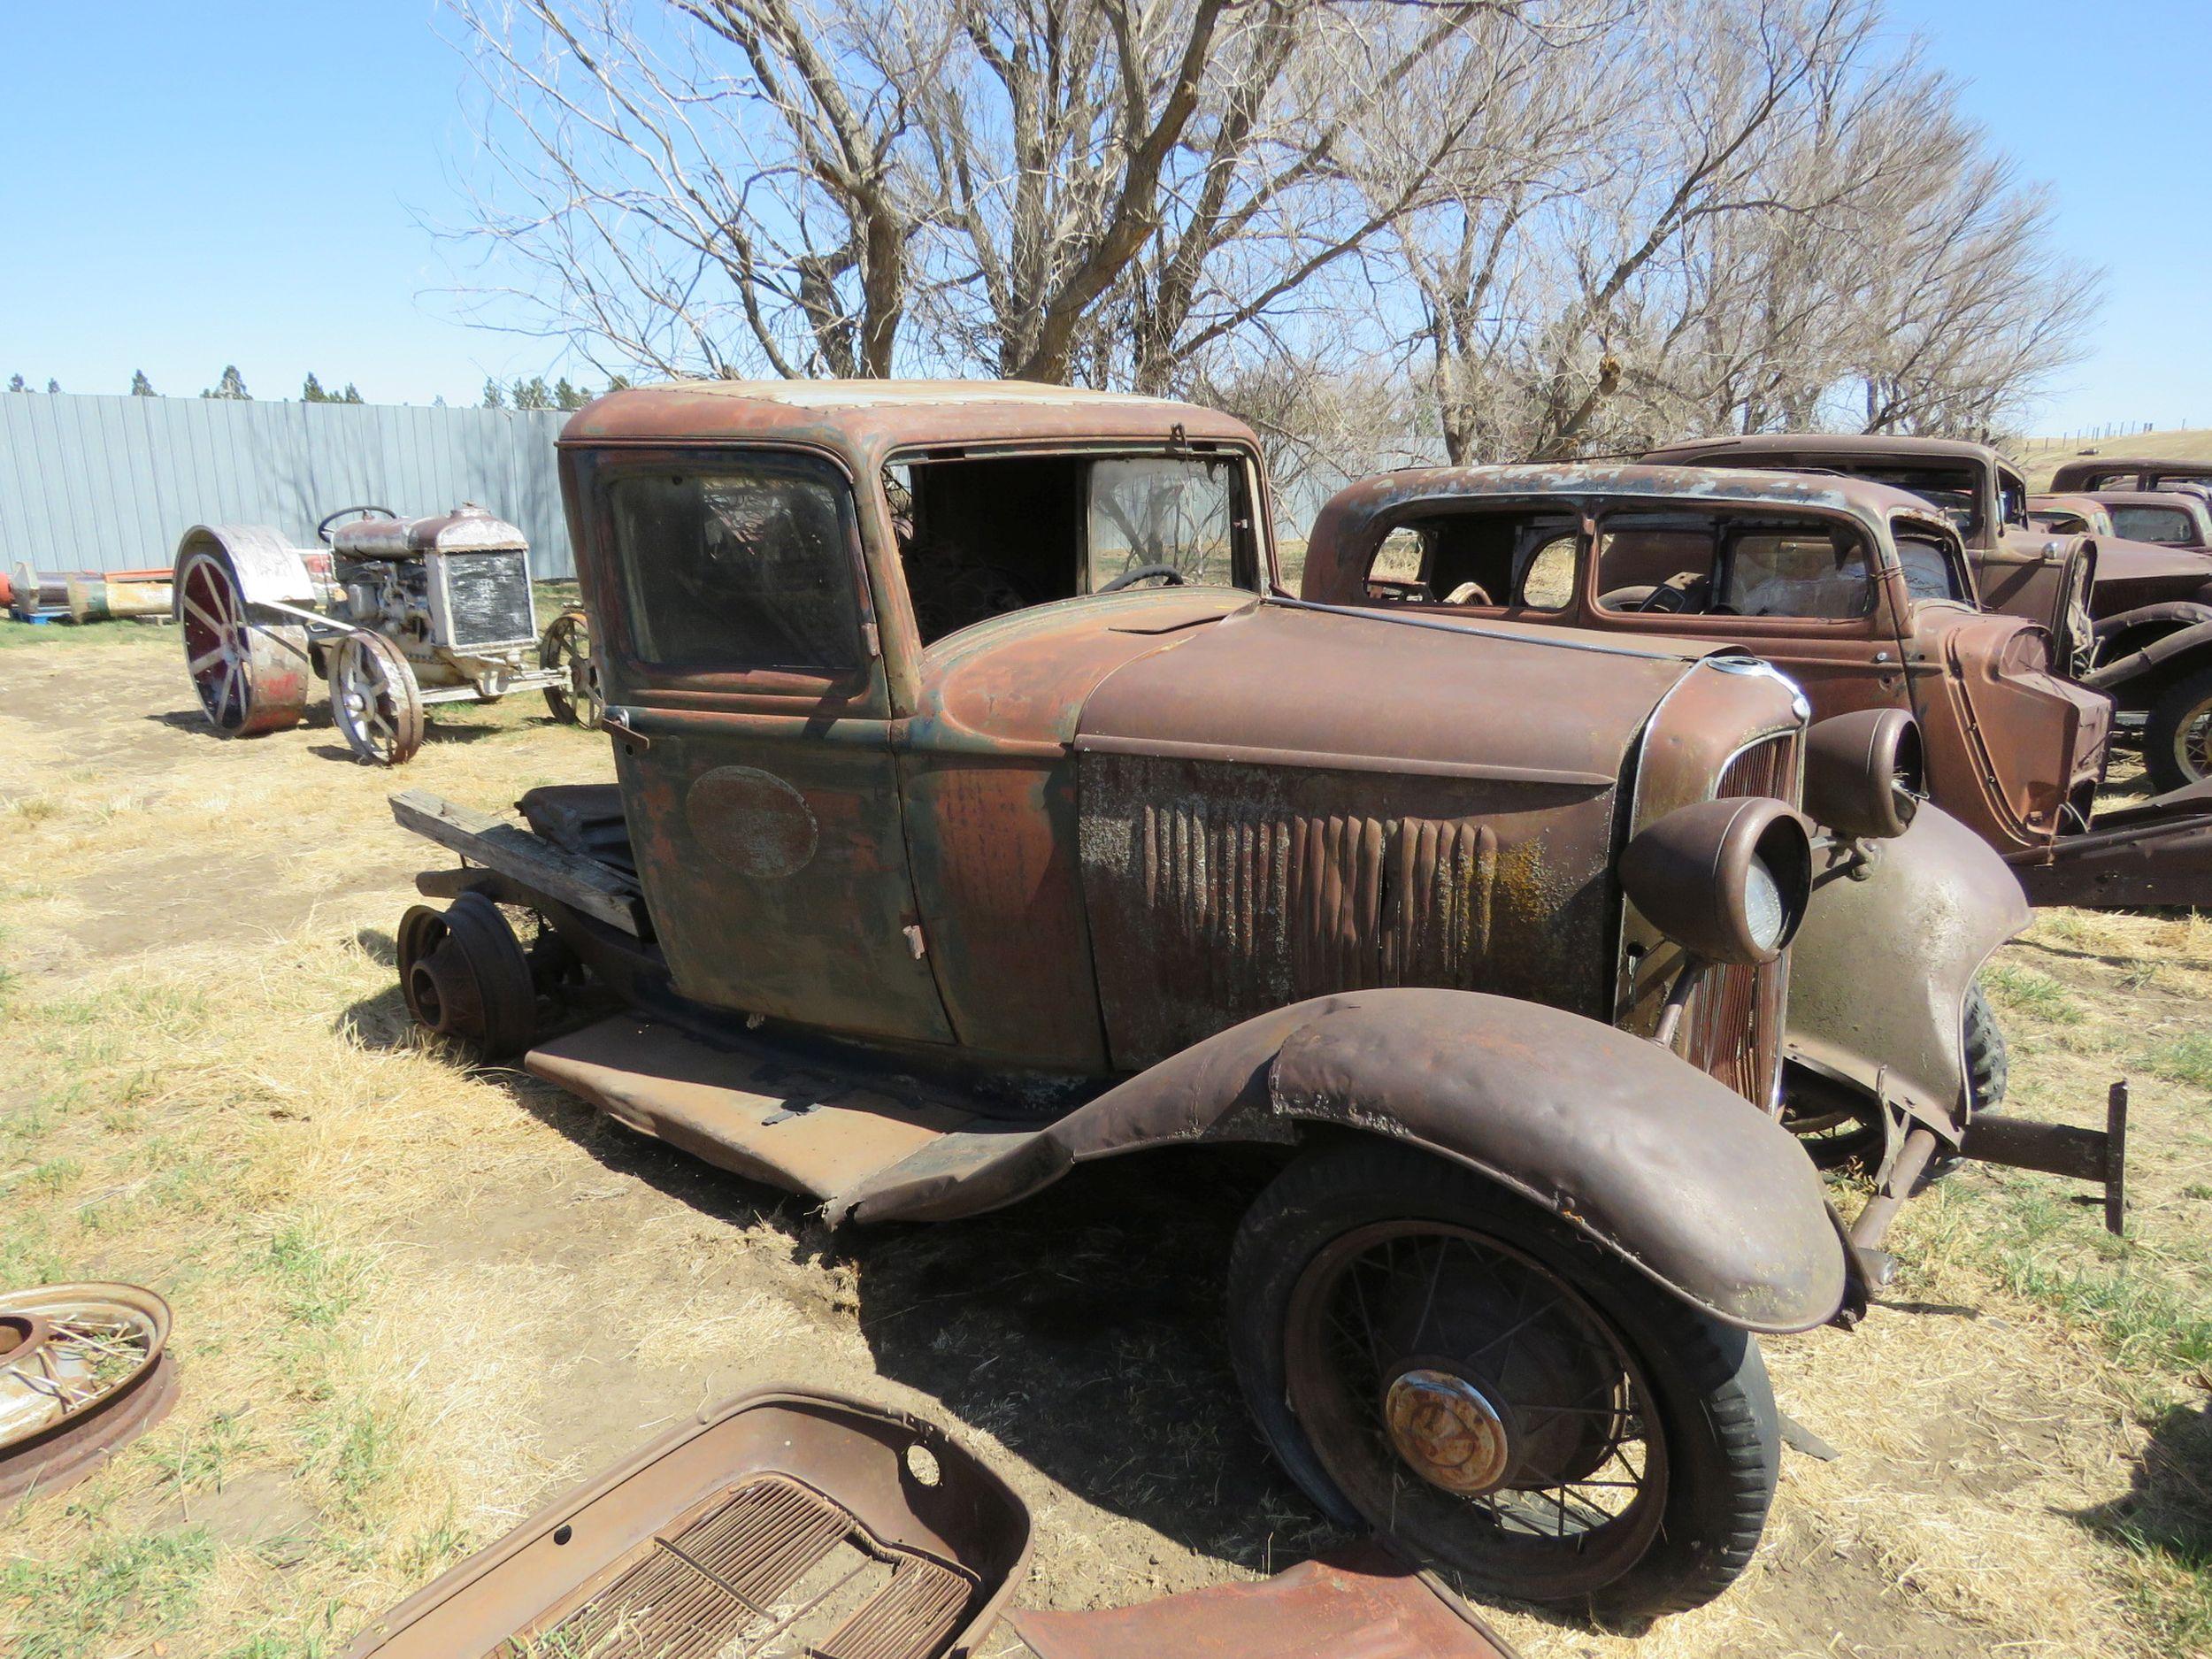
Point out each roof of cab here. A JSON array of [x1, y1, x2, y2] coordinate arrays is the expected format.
[[1642, 432, 2020, 471], [559, 378, 1258, 454], [1299, 463, 1943, 604]]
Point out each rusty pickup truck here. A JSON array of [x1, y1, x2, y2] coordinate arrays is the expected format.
[[380, 381, 2119, 1618]]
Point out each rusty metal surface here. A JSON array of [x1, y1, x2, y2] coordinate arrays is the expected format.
[[526, 1014, 991, 1200], [329, 503, 529, 558], [2050, 456, 2212, 493], [1301, 461, 1935, 607], [2077, 535, 2212, 617], [339, 1386, 1032, 1659], [1006, 1547, 1520, 1659], [2011, 778, 2212, 908], [2030, 494, 2116, 535], [844, 987, 1847, 1334], [1786, 804, 2029, 1137], [0, 1283, 180, 1504], [562, 378, 1257, 455], [1302, 465, 2113, 877]]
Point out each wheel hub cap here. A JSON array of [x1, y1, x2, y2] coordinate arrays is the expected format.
[[1383, 1368, 1510, 1494]]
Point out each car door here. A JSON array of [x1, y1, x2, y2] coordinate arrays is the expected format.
[[572, 444, 954, 1045], [1580, 505, 1910, 720]]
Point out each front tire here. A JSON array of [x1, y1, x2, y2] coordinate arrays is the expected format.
[[1227, 1138, 1778, 1618], [2144, 662, 2212, 793]]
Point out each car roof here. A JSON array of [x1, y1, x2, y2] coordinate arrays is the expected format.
[[1341, 461, 1938, 522], [559, 378, 1257, 454], [1642, 433, 2018, 472]]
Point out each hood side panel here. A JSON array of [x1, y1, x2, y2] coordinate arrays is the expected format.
[[1079, 751, 1618, 1070]]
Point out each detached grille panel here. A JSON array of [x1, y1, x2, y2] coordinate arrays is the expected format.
[[528, 1473, 977, 1659]]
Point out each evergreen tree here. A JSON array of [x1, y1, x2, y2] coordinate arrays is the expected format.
[[481, 378, 506, 408], [340, 383, 364, 404], [130, 371, 156, 396], [604, 373, 633, 393], [6, 375, 24, 393], [511, 376, 553, 410], [45, 379, 60, 394], [302, 373, 330, 402], [554, 377, 585, 410], [203, 365, 250, 400]]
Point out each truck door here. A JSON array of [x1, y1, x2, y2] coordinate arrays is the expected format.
[[575, 447, 953, 1044]]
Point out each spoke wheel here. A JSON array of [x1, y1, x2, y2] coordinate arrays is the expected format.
[[396, 894, 538, 1060], [332, 631, 425, 765], [1781, 983, 2006, 1184], [538, 610, 602, 728], [176, 549, 308, 737], [1230, 1140, 1778, 1617], [0, 1283, 179, 1502], [2145, 663, 2212, 793]]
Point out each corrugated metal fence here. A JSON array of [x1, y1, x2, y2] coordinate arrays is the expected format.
[[0, 395, 576, 579]]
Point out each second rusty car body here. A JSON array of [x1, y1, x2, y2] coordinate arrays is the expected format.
[[1641, 434, 2212, 793], [1292, 464, 2212, 897], [373, 380, 2087, 1619]]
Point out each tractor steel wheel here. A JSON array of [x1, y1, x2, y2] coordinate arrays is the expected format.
[[1229, 1140, 1778, 1617], [176, 548, 309, 737], [396, 894, 537, 1060], [2145, 663, 2212, 794], [332, 631, 425, 765], [0, 1282, 179, 1502], [538, 610, 602, 728]]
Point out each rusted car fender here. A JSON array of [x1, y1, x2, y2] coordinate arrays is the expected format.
[[2085, 611, 2212, 694], [1786, 803, 2028, 1135], [844, 987, 1846, 1334]]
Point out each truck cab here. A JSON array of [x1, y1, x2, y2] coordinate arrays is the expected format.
[[388, 382, 2124, 1620]]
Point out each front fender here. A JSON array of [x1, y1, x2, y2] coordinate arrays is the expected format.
[[845, 988, 1844, 1334], [1787, 803, 2028, 1135]]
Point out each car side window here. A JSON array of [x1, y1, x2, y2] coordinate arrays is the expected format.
[[1893, 534, 1965, 603], [2111, 504, 2193, 546], [1594, 513, 1874, 619], [1517, 535, 1578, 610], [606, 457, 864, 672], [1363, 526, 1433, 603]]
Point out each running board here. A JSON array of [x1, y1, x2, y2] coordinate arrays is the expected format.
[[524, 1015, 1032, 1211]]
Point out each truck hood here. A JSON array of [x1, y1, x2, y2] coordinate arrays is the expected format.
[[1074, 597, 1711, 784], [2090, 536, 2212, 614]]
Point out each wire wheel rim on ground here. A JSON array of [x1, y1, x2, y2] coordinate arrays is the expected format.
[[1283, 1217, 1668, 1601], [333, 632, 425, 765], [0, 1282, 178, 1501]]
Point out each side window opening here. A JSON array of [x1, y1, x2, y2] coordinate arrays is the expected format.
[[1360, 510, 1578, 610], [891, 452, 1253, 646], [1894, 534, 1967, 603], [607, 458, 864, 672], [1594, 511, 1875, 620]]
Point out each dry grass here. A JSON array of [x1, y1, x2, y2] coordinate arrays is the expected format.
[[2012, 429, 2212, 492], [0, 618, 2206, 1657]]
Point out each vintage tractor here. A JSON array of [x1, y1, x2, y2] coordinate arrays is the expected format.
[[173, 503, 595, 764]]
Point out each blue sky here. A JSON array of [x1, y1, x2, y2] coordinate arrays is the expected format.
[[2, 2, 2206, 431]]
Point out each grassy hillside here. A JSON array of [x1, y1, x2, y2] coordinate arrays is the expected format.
[[2012, 429, 2212, 491]]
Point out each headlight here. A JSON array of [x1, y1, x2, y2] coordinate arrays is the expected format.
[[1620, 797, 1812, 965], [1803, 708, 1922, 841]]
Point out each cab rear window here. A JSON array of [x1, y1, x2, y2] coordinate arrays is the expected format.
[[2110, 504, 2195, 546], [605, 457, 864, 672]]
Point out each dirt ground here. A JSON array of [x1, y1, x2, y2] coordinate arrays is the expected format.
[[1, 618, 2207, 1658]]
